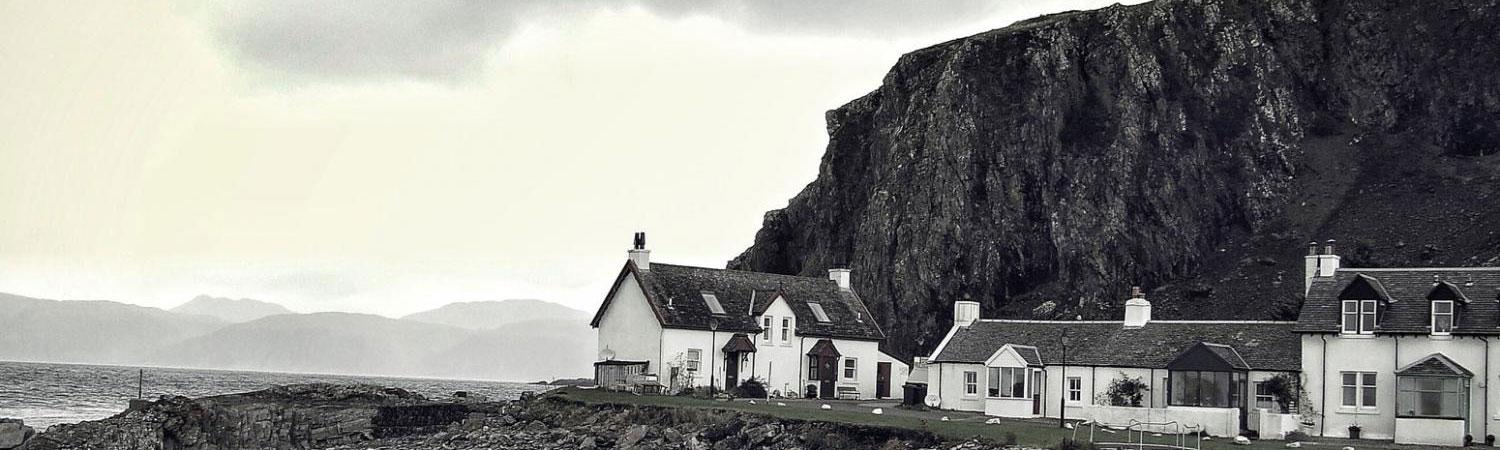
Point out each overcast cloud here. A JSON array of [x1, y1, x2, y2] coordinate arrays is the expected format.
[[215, 0, 1070, 83]]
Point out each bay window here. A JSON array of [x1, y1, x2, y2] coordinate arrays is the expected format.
[[1169, 370, 1246, 408], [1397, 376, 1465, 418], [987, 367, 1026, 398]]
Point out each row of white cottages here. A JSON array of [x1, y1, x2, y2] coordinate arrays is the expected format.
[[923, 241, 1500, 446], [593, 236, 1499, 446]]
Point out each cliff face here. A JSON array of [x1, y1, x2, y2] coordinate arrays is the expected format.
[[730, 0, 1500, 360]]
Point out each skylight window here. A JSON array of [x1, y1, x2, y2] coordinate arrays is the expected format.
[[701, 292, 726, 315], [808, 303, 831, 322]]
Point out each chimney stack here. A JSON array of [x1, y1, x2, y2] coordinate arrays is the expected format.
[[628, 232, 650, 271], [828, 268, 852, 291], [1303, 239, 1340, 294], [953, 300, 980, 327], [1123, 286, 1151, 328]]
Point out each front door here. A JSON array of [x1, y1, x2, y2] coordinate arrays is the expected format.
[[876, 362, 892, 398], [1031, 369, 1045, 415], [724, 352, 739, 389], [819, 357, 837, 398]]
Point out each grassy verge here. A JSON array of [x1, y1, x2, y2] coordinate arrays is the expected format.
[[547, 387, 1451, 450]]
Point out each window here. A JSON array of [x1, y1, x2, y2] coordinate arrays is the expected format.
[[685, 349, 702, 371], [1170, 371, 1246, 408], [1341, 372, 1377, 408], [809, 303, 832, 322], [843, 358, 857, 379], [1397, 376, 1465, 418], [1068, 377, 1082, 402], [761, 316, 773, 341], [1341, 300, 1378, 334], [964, 371, 978, 396], [780, 317, 791, 343], [1432, 300, 1454, 334], [701, 292, 726, 315], [987, 367, 1026, 398], [808, 356, 819, 380], [1254, 382, 1276, 410]]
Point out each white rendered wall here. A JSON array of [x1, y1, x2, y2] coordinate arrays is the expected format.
[[595, 275, 662, 370], [749, 297, 806, 396], [1303, 334, 1493, 442]]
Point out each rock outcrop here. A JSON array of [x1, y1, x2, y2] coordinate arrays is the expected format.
[[730, 0, 1500, 360], [20, 384, 462, 450], [0, 419, 35, 450]]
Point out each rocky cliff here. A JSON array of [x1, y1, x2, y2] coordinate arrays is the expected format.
[[730, 0, 1500, 360]]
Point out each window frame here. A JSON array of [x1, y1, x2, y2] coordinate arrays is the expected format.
[[1253, 381, 1276, 410], [1341, 300, 1378, 335], [685, 349, 702, 372], [761, 316, 773, 341], [1431, 300, 1455, 335], [1340, 371, 1378, 409], [1396, 375, 1466, 419], [843, 357, 858, 380], [780, 317, 792, 344], [1067, 377, 1083, 403], [963, 371, 979, 397]]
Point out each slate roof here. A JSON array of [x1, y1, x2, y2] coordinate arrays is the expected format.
[[592, 262, 885, 341], [1203, 343, 1251, 371], [930, 320, 1301, 371], [1296, 268, 1500, 334], [1010, 345, 1044, 366], [1396, 353, 1473, 377]]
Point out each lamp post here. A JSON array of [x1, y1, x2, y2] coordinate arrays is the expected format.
[[1059, 328, 1069, 428], [709, 318, 719, 394]]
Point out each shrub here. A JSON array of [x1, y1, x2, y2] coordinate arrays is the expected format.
[[733, 377, 768, 398], [1098, 374, 1148, 407], [1055, 438, 1098, 450], [1261, 373, 1299, 413]]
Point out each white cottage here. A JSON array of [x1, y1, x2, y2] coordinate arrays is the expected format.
[[926, 290, 1302, 437], [1297, 241, 1500, 446], [591, 233, 908, 399]]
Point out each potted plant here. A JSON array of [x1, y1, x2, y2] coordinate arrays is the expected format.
[[1348, 424, 1361, 440]]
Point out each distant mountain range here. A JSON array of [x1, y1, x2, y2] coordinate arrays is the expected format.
[[0, 293, 594, 382], [170, 295, 294, 323]]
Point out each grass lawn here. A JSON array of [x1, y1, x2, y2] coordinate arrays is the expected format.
[[547, 387, 1452, 450]]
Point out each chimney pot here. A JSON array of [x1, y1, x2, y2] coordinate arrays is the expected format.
[[628, 232, 650, 270]]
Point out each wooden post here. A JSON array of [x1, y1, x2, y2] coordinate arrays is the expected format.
[[137, 369, 144, 399]]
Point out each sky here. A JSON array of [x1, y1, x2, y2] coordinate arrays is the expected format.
[[0, 0, 1141, 317]]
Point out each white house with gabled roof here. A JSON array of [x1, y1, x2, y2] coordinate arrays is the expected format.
[[590, 233, 908, 399]]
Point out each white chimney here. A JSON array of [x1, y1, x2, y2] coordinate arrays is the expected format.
[[628, 232, 650, 271], [1303, 239, 1340, 294], [828, 268, 852, 291], [1123, 286, 1151, 328], [953, 301, 980, 327]]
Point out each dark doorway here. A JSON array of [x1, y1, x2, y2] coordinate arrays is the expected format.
[[876, 362, 892, 398], [807, 339, 842, 399], [724, 353, 739, 390], [819, 357, 837, 398]]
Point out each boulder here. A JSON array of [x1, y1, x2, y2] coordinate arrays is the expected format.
[[0, 419, 34, 450], [620, 425, 651, 447]]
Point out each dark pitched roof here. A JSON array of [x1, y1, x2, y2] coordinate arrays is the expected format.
[[931, 320, 1300, 371], [1396, 353, 1473, 377], [1009, 345, 1043, 366], [591, 262, 885, 341], [722, 333, 758, 353], [1296, 268, 1500, 334]]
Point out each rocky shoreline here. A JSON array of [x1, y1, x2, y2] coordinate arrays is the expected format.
[[9, 384, 1011, 450]]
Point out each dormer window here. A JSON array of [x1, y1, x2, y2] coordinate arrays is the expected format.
[[1342, 300, 1377, 335], [1432, 300, 1455, 335]]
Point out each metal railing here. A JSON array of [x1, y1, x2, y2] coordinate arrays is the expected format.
[[1071, 418, 1205, 450]]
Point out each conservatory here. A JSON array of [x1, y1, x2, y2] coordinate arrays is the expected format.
[[1393, 353, 1471, 446], [1166, 343, 1251, 424]]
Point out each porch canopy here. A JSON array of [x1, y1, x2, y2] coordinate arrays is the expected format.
[[722, 333, 757, 353], [1395, 353, 1472, 419], [1167, 342, 1249, 408], [807, 339, 841, 358]]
